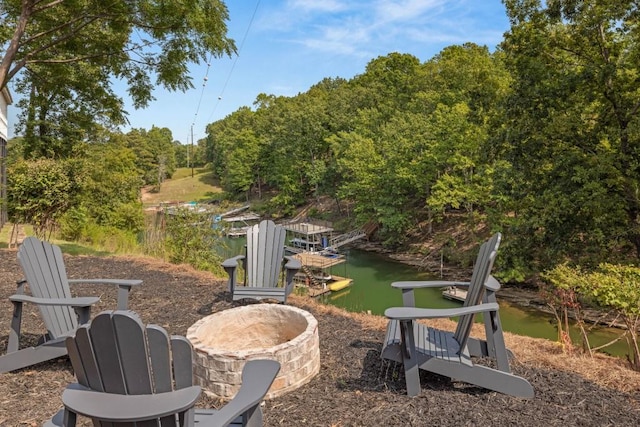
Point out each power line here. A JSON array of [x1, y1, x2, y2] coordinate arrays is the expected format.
[[187, 1, 261, 144], [205, 0, 262, 126], [186, 53, 213, 145]]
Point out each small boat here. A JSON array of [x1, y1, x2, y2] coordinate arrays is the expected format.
[[328, 278, 352, 292], [312, 271, 332, 282], [290, 237, 322, 251]]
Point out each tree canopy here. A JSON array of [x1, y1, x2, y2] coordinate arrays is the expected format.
[[7, 0, 640, 284], [1, 0, 236, 158]]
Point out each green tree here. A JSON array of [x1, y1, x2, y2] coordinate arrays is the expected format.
[[543, 262, 640, 371], [0, 0, 235, 94], [79, 136, 144, 231], [223, 129, 261, 199], [124, 126, 176, 187], [15, 61, 125, 158], [499, 0, 640, 274], [7, 158, 82, 238], [1, 0, 236, 158]]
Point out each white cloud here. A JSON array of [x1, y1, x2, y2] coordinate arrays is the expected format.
[[372, 0, 447, 24], [287, 0, 349, 13], [260, 0, 486, 59]]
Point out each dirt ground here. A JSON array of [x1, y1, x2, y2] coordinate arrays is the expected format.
[[1, 249, 639, 426]]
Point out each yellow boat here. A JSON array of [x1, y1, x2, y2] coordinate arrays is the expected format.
[[328, 278, 352, 292]]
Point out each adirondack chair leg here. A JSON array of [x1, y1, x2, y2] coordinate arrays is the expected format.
[[243, 405, 263, 427], [483, 292, 511, 372], [399, 319, 421, 397], [486, 310, 510, 372], [180, 408, 195, 426], [116, 285, 132, 310], [223, 265, 238, 293], [72, 306, 92, 326], [64, 408, 77, 427], [285, 269, 297, 294], [7, 300, 23, 353], [401, 288, 416, 307], [240, 256, 248, 286]]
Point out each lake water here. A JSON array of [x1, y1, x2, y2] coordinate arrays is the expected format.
[[220, 238, 629, 358]]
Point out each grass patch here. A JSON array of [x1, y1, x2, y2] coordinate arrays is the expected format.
[[143, 168, 223, 206], [56, 242, 113, 256], [0, 223, 114, 256], [171, 167, 209, 180]]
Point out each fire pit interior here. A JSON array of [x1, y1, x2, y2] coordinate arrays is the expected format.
[[187, 304, 320, 399]]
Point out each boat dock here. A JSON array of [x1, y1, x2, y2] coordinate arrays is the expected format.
[[304, 275, 352, 297], [223, 213, 261, 237], [293, 252, 352, 297], [293, 251, 346, 269], [442, 286, 467, 302]]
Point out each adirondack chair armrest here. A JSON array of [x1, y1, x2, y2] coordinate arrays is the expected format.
[[485, 275, 501, 291], [211, 360, 280, 424], [222, 255, 246, 292], [67, 279, 141, 310], [68, 278, 142, 287], [385, 302, 500, 320], [221, 255, 245, 270], [9, 294, 100, 308], [391, 280, 470, 289], [60, 384, 202, 423], [392, 276, 501, 291]]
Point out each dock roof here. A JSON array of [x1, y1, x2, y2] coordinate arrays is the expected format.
[[293, 252, 345, 268], [283, 222, 333, 236]]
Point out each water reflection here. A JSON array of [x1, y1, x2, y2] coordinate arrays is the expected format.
[[218, 238, 629, 358], [321, 248, 629, 358]]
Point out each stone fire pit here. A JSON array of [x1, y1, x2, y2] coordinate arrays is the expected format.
[[186, 304, 320, 399]]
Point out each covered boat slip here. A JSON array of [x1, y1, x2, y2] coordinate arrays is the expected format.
[[283, 221, 335, 252]]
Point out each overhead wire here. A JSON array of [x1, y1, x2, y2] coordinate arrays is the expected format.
[[188, 0, 262, 144]]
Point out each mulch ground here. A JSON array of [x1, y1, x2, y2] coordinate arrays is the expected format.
[[1, 248, 639, 426]]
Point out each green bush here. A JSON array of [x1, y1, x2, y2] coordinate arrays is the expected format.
[[154, 208, 226, 275], [59, 206, 89, 241]]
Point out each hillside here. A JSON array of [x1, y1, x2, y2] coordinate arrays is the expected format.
[[141, 168, 222, 207]]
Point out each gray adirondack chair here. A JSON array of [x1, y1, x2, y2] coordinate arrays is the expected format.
[[222, 220, 301, 303], [44, 310, 280, 427], [0, 236, 141, 374], [381, 233, 534, 398]]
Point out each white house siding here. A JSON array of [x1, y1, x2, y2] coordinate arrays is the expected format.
[[0, 87, 9, 141], [0, 87, 11, 228]]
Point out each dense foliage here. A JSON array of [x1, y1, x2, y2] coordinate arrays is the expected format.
[[1, 0, 236, 156], [5, 0, 640, 287], [543, 263, 640, 370], [199, 1, 640, 282]]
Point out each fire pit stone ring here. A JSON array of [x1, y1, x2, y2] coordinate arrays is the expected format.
[[186, 304, 320, 399]]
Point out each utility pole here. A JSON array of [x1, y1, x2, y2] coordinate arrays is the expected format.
[[191, 125, 194, 178]]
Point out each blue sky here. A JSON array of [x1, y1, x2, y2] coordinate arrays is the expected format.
[[8, 0, 512, 144]]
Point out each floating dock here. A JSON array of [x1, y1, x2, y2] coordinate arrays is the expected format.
[[223, 213, 260, 237], [442, 286, 467, 302]]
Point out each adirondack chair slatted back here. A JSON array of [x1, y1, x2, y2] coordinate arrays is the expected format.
[[245, 220, 286, 288], [17, 237, 78, 339], [66, 311, 194, 426], [453, 233, 501, 347]]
